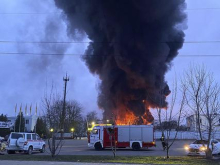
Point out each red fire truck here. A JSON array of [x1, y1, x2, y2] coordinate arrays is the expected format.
[[88, 125, 155, 150]]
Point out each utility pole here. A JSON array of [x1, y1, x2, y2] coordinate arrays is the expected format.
[[61, 73, 69, 138]]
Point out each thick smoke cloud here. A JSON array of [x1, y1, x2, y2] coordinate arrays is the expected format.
[[55, 0, 186, 123], [25, 16, 69, 74]]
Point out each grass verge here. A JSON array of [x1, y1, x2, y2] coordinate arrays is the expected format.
[[0, 155, 219, 165]]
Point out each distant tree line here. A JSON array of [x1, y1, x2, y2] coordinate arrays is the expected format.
[[0, 100, 99, 139], [40, 94, 99, 139]]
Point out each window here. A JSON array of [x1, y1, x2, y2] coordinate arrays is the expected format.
[[91, 129, 98, 134], [11, 133, 23, 139], [193, 140, 208, 144], [32, 134, 36, 140], [36, 134, 41, 140], [26, 120, 29, 124], [27, 134, 31, 140]]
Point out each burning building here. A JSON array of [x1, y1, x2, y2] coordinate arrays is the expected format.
[[54, 0, 187, 125]]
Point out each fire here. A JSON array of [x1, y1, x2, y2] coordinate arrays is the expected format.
[[141, 112, 152, 125], [115, 110, 138, 125], [115, 109, 153, 125]]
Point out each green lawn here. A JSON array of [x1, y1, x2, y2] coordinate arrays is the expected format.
[[0, 155, 220, 165]]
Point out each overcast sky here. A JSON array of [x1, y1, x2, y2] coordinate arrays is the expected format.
[[0, 0, 220, 118]]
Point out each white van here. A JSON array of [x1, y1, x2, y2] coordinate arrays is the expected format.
[[7, 132, 46, 155]]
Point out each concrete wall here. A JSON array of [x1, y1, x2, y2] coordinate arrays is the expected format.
[[155, 131, 220, 140]]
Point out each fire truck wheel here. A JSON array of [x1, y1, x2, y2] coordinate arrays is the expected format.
[[132, 142, 140, 151], [94, 142, 102, 150]]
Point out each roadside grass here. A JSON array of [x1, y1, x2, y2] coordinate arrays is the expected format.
[[0, 155, 220, 165]]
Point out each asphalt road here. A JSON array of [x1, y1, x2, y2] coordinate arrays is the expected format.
[[35, 139, 192, 156], [1, 138, 193, 156]]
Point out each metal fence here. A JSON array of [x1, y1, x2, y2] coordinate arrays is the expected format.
[[155, 131, 220, 140]]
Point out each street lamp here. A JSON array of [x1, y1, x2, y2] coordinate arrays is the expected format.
[[50, 128, 54, 132], [92, 122, 95, 125], [50, 128, 55, 155], [106, 120, 109, 123], [71, 128, 74, 139]]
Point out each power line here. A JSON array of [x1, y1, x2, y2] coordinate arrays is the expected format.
[[1, 8, 220, 15], [0, 12, 62, 15], [0, 40, 91, 44], [179, 55, 220, 57], [1, 40, 220, 44], [1, 52, 220, 57], [186, 8, 220, 11]]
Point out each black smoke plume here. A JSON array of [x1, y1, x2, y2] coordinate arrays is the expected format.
[[55, 0, 186, 124]]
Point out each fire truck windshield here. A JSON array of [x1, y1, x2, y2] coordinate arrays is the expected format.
[[91, 129, 98, 134]]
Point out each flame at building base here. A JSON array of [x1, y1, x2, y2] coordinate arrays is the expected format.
[[115, 108, 154, 125]]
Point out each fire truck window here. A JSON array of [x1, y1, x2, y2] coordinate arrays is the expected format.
[[91, 129, 98, 134]]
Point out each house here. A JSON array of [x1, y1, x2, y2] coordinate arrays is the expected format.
[[186, 114, 220, 131], [7, 115, 38, 132]]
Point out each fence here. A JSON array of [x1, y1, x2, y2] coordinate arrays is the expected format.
[[155, 131, 220, 140]]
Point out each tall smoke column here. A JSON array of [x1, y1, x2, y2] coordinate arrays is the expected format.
[[55, 0, 186, 123]]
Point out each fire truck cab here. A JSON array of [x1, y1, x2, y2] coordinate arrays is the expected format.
[[88, 125, 155, 150]]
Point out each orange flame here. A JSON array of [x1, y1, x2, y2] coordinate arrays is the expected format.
[[115, 110, 138, 125], [114, 108, 152, 125]]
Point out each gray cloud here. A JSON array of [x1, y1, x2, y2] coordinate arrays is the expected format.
[[0, 0, 99, 117]]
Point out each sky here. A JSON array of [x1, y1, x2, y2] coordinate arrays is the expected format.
[[0, 0, 220, 118]]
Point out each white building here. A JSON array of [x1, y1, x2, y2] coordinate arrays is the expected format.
[[7, 115, 38, 132], [186, 114, 220, 131], [0, 121, 10, 128]]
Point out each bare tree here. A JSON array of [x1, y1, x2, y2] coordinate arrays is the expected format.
[[155, 78, 187, 159], [110, 114, 117, 158], [42, 86, 84, 157], [107, 125, 117, 158], [65, 101, 84, 136], [86, 111, 99, 124], [182, 64, 220, 159], [47, 130, 64, 157], [86, 110, 99, 133], [42, 86, 63, 157]]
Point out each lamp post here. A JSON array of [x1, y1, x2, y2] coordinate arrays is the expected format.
[[50, 128, 54, 133], [71, 128, 74, 139], [50, 128, 55, 157]]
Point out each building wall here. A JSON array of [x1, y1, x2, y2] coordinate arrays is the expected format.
[[0, 121, 9, 128], [155, 131, 220, 140], [7, 115, 38, 132], [186, 114, 220, 132]]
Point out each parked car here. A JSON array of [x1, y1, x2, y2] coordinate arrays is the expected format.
[[6, 132, 46, 155], [184, 139, 220, 156]]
